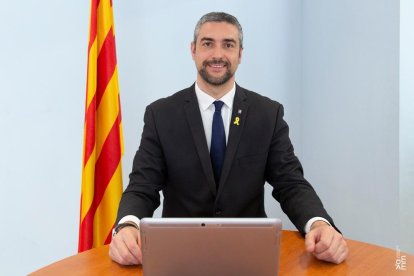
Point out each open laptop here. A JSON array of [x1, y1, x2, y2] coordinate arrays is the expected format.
[[140, 218, 282, 276]]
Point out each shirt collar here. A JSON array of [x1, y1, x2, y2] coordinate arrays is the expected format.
[[195, 82, 236, 111]]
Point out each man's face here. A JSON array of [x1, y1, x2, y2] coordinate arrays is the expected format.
[[191, 22, 243, 87]]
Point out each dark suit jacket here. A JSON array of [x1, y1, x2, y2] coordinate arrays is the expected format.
[[117, 84, 336, 234]]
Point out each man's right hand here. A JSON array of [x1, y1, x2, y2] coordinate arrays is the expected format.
[[109, 226, 142, 265]]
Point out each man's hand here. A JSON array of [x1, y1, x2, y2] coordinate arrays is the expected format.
[[305, 221, 348, 264], [109, 226, 142, 265]]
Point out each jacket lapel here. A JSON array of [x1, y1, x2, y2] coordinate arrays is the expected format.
[[218, 85, 249, 195], [183, 85, 217, 195]]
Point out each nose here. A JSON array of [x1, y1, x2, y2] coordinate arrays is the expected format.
[[211, 45, 224, 59]]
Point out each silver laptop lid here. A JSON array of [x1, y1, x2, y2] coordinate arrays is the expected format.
[[140, 218, 282, 276]]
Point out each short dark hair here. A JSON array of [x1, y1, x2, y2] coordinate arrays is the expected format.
[[193, 12, 244, 48]]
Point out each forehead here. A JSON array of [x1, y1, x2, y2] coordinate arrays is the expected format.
[[197, 22, 239, 42]]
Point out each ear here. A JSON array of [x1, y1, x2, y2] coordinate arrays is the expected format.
[[238, 47, 243, 64], [190, 42, 196, 60]]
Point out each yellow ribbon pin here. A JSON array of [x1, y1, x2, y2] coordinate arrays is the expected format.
[[233, 116, 240, 126]]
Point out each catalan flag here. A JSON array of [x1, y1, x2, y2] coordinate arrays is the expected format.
[[78, 0, 123, 252]]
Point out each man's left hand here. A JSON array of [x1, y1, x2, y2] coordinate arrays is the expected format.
[[305, 221, 348, 264]]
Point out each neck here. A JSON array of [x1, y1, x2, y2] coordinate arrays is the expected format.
[[196, 76, 235, 99]]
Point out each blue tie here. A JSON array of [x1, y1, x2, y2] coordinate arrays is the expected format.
[[210, 101, 226, 186]]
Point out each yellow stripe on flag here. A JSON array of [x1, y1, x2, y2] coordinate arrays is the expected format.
[[96, 67, 120, 158], [86, 39, 98, 107], [92, 163, 123, 247], [97, 0, 114, 53], [80, 146, 96, 220]]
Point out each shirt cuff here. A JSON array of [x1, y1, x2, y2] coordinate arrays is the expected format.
[[112, 215, 141, 236], [304, 217, 331, 233], [118, 215, 141, 227]]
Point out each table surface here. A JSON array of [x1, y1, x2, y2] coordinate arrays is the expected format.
[[30, 230, 413, 275]]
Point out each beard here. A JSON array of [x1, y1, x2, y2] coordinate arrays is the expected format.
[[198, 59, 234, 86]]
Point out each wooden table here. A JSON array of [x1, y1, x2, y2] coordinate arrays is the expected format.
[[30, 230, 413, 275]]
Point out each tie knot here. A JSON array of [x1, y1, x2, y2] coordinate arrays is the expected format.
[[213, 101, 224, 112]]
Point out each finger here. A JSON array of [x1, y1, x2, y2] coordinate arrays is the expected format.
[[338, 243, 349, 263], [121, 228, 142, 264], [122, 239, 141, 264], [114, 237, 138, 265], [109, 244, 131, 265], [313, 240, 338, 261], [314, 235, 347, 264], [109, 239, 135, 265], [314, 228, 334, 254], [316, 232, 341, 258], [305, 231, 317, 253], [124, 231, 142, 264], [110, 231, 140, 265], [331, 239, 348, 264]]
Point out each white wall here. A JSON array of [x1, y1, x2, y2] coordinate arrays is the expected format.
[[400, 0, 414, 254], [0, 1, 87, 275], [301, 0, 401, 250], [0, 0, 410, 275]]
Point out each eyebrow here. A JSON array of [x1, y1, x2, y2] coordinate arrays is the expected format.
[[223, 39, 237, 44], [200, 37, 237, 44], [200, 37, 214, 42]]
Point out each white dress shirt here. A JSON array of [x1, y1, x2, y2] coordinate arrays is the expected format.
[[194, 82, 235, 150]]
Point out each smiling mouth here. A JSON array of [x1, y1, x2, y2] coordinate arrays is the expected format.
[[205, 60, 228, 72], [204, 59, 228, 67], [209, 64, 226, 72]]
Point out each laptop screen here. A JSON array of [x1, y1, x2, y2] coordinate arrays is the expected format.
[[140, 218, 282, 276]]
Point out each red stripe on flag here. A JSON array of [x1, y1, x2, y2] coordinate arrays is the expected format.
[[104, 225, 114, 245], [83, 95, 96, 166], [88, 0, 99, 50], [94, 115, 121, 203], [78, 202, 94, 251], [78, 197, 86, 250], [96, 28, 117, 107]]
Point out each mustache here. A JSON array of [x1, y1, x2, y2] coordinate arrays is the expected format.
[[202, 59, 229, 67]]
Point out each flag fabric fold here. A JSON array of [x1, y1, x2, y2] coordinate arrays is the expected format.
[[79, 0, 123, 253]]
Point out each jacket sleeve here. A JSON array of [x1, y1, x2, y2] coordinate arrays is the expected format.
[[116, 105, 166, 223], [265, 104, 339, 235]]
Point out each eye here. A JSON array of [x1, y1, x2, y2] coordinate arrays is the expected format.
[[202, 41, 212, 47], [225, 42, 235, 48]]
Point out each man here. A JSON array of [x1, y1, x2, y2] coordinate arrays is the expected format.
[[109, 12, 348, 265]]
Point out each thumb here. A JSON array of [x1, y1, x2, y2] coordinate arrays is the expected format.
[[305, 230, 318, 253]]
